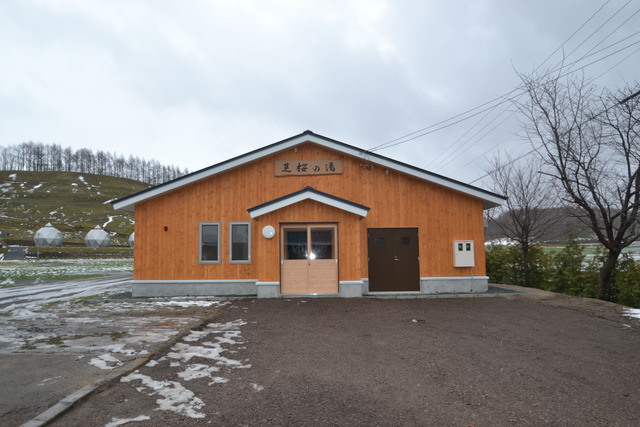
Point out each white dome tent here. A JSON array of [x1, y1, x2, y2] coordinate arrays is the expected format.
[[33, 223, 63, 246], [85, 225, 110, 247]]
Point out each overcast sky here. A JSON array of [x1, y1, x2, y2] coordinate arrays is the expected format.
[[1, 0, 638, 186]]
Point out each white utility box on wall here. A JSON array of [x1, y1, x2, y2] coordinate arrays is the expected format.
[[453, 240, 475, 267]]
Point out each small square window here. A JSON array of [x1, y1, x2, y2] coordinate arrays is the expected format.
[[401, 237, 410, 245], [375, 237, 385, 246]]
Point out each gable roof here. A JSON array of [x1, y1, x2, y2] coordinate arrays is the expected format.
[[112, 130, 505, 212], [248, 186, 370, 218]]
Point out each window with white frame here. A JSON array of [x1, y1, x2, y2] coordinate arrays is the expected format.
[[229, 222, 251, 263], [199, 222, 220, 263]]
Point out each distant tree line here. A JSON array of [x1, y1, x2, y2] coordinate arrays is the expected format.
[[0, 141, 189, 185]]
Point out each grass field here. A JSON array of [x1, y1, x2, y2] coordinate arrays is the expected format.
[[541, 243, 640, 260], [0, 170, 148, 247]]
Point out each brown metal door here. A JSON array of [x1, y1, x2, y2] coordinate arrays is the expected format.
[[368, 228, 419, 292]]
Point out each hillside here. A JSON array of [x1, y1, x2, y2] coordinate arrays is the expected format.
[[0, 171, 149, 248]]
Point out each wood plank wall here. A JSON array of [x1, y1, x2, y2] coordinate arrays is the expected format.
[[133, 142, 486, 281]]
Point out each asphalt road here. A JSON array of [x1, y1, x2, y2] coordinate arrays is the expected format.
[[50, 290, 640, 426]]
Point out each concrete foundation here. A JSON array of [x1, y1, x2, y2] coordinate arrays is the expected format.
[[256, 282, 280, 298], [420, 276, 489, 294], [339, 281, 364, 298], [131, 276, 489, 298], [362, 276, 489, 296], [132, 280, 257, 298]]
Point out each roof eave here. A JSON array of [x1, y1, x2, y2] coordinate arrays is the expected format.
[[248, 186, 370, 218], [112, 130, 505, 212]]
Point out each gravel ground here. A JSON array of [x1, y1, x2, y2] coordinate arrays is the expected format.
[[51, 290, 640, 426]]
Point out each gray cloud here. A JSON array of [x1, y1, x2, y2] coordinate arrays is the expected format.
[[0, 0, 637, 184]]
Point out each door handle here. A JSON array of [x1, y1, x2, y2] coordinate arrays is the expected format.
[[394, 256, 400, 261]]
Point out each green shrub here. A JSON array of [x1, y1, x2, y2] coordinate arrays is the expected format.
[[486, 243, 548, 288], [487, 239, 640, 308], [486, 244, 520, 285], [614, 255, 640, 309], [547, 239, 589, 295]]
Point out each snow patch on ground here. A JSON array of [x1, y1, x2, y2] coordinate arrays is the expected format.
[[623, 308, 640, 319], [89, 353, 124, 370], [153, 300, 228, 308], [103, 215, 115, 228], [177, 363, 223, 382], [105, 415, 151, 427], [121, 372, 206, 419], [38, 376, 62, 386]]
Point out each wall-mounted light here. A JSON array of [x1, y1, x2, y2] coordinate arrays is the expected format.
[[262, 225, 275, 239]]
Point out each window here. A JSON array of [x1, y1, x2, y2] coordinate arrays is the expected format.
[[284, 228, 308, 260], [230, 222, 251, 263], [199, 223, 220, 264], [310, 228, 335, 259]]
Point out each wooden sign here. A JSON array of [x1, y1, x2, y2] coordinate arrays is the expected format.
[[275, 160, 343, 177]]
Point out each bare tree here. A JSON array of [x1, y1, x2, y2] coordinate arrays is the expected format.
[[486, 152, 558, 287], [519, 72, 640, 300]]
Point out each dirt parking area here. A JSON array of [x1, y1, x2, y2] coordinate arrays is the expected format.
[[52, 290, 640, 426]]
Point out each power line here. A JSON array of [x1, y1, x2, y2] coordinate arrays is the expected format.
[[555, 0, 633, 75], [366, 88, 520, 152], [595, 44, 640, 80], [367, 0, 622, 154], [469, 74, 640, 186], [362, 0, 639, 189], [425, 98, 513, 169], [534, 0, 612, 72], [467, 149, 535, 185], [459, 4, 640, 182], [369, 0, 639, 183], [437, 37, 640, 174], [567, 4, 640, 71], [432, 111, 515, 172]]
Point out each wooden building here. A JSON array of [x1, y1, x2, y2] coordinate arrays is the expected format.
[[113, 131, 505, 298]]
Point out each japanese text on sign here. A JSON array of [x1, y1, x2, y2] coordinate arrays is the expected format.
[[275, 160, 343, 176]]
